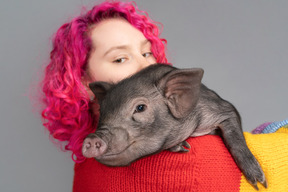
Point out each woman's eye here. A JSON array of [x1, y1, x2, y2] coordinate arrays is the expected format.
[[142, 52, 152, 58], [113, 58, 126, 64], [135, 104, 146, 113]]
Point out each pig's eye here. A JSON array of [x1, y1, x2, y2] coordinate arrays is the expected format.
[[135, 104, 146, 113]]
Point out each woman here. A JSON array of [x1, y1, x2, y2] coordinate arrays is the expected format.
[[41, 1, 287, 191]]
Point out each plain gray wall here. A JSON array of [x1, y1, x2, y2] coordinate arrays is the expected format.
[[1, 0, 287, 191]]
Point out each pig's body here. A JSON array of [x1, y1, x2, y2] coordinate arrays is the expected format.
[[83, 64, 266, 190]]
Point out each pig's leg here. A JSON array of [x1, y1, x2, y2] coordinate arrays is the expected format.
[[218, 117, 267, 190], [168, 141, 191, 152]]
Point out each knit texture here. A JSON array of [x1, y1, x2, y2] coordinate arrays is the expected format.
[[252, 119, 288, 134], [74, 136, 241, 192], [73, 127, 288, 192], [239, 128, 288, 191]]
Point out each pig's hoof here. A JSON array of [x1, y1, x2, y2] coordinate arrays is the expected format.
[[243, 160, 267, 190], [168, 141, 191, 153], [249, 179, 267, 191], [247, 174, 267, 191]]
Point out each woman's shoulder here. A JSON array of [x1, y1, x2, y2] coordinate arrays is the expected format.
[[73, 135, 242, 192], [74, 131, 288, 191]]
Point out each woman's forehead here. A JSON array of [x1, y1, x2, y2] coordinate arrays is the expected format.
[[89, 18, 148, 51]]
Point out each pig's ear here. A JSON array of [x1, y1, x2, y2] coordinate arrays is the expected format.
[[158, 68, 204, 119], [89, 82, 112, 101]]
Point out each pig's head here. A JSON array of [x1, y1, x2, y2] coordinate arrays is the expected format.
[[82, 64, 204, 166]]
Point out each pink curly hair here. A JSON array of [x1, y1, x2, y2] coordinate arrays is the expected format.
[[41, 1, 168, 162]]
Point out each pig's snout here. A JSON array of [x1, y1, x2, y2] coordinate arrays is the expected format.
[[82, 135, 107, 158]]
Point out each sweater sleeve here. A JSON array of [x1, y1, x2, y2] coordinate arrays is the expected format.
[[73, 128, 288, 192]]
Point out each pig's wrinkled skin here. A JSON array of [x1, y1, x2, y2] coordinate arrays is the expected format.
[[83, 64, 266, 190]]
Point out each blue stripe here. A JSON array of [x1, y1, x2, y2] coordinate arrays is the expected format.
[[262, 119, 288, 133]]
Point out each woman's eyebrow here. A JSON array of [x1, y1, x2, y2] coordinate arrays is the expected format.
[[104, 40, 150, 56], [104, 45, 128, 57], [141, 39, 150, 47]]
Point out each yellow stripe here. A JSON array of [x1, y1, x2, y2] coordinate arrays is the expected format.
[[277, 127, 288, 133], [240, 128, 288, 191]]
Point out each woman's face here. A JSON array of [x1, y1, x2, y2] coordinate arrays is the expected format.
[[86, 18, 156, 85]]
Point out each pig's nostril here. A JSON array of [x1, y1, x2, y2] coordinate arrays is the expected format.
[[85, 142, 92, 149], [95, 142, 101, 148], [82, 136, 107, 158], [83, 139, 102, 151]]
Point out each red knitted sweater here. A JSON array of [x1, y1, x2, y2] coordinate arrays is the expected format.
[[73, 135, 242, 192]]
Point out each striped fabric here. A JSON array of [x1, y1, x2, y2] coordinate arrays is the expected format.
[[252, 119, 288, 134], [73, 126, 288, 192]]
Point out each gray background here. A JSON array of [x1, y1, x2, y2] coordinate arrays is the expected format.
[[1, 0, 287, 191]]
